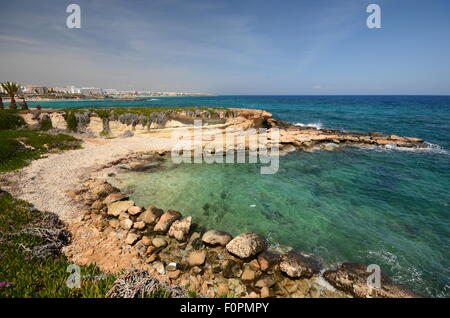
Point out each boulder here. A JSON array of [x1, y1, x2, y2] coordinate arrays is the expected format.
[[152, 237, 168, 248], [255, 275, 277, 288], [257, 251, 281, 271], [120, 218, 133, 230], [168, 216, 192, 241], [133, 221, 146, 230], [222, 259, 243, 278], [103, 192, 128, 205], [226, 233, 267, 259], [260, 287, 270, 298], [202, 230, 232, 246], [128, 206, 142, 216], [108, 219, 119, 229], [126, 233, 140, 245], [279, 251, 321, 279], [241, 268, 257, 282], [91, 182, 116, 198], [323, 263, 417, 298], [137, 205, 164, 225], [107, 200, 134, 217], [140, 236, 152, 246], [154, 209, 182, 233], [188, 250, 206, 266]]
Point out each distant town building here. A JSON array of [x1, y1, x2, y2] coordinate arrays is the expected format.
[[80, 87, 103, 95], [23, 85, 48, 95]]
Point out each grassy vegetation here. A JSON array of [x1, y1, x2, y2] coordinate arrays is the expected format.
[[39, 117, 53, 131], [0, 130, 81, 173], [0, 110, 25, 130], [64, 106, 231, 118], [0, 191, 117, 297]]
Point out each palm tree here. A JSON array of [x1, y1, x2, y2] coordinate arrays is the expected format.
[[20, 95, 28, 110], [1, 82, 20, 110], [0, 95, 4, 109]]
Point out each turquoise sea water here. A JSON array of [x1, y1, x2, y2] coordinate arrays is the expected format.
[[33, 96, 450, 297]]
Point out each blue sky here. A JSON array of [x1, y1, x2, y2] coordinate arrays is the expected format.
[[0, 0, 449, 94]]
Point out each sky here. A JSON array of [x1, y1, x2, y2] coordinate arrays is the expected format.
[[0, 0, 449, 95]]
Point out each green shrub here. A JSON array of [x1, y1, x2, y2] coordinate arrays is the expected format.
[[0, 110, 25, 130], [65, 111, 78, 132], [40, 117, 53, 131]]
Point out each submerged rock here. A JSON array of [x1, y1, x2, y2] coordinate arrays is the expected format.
[[323, 263, 417, 298], [202, 230, 232, 246], [279, 251, 321, 279], [154, 209, 182, 233], [226, 233, 267, 259]]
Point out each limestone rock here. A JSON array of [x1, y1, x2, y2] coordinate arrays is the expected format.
[[260, 287, 270, 298], [152, 237, 168, 248], [226, 233, 267, 259], [216, 284, 230, 297], [323, 263, 417, 298], [222, 259, 243, 278], [279, 251, 321, 279], [137, 205, 164, 225], [154, 209, 182, 233], [255, 275, 277, 288], [126, 233, 140, 245], [140, 236, 152, 246], [128, 206, 142, 216], [202, 230, 232, 246], [103, 192, 128, 205], [133, 221, 146, 230], [108, 219, 119, 229], [107, 200, 134, 217], [168, 216, 192, 241], [241, 268, 257, 282], [120, 218, 133, 230], [188, 250, 206, 266], [257, 251, 281, 271], [91, 182, 116, 198]]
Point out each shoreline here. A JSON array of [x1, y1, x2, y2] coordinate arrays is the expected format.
[[0, 107, 426, 297]]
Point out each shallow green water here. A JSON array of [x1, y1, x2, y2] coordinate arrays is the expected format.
[[110, 146, 450, 297]]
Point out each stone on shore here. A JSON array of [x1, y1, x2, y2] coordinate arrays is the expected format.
[[323, 263, 417, 298], [126, 233, 140, 245], [257, 251, 281, 271], [241, 268, 257, 282], [154, 209, 182, 233], [226, 233, 267, 259], [168, 216, 192, 241], [188, 250, 206, 266], [107, 200, 134, 217], [108, 219, 119, 229], [279, 251, 321, 279], [133, 221, 146, 230], [202, 230, 232, 246], [128, 206, 142, 216], [119, 218, 133, 230], [103, 192, 128, 205], [152, 237, 167, 248], [137, 205, 164, 225]]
